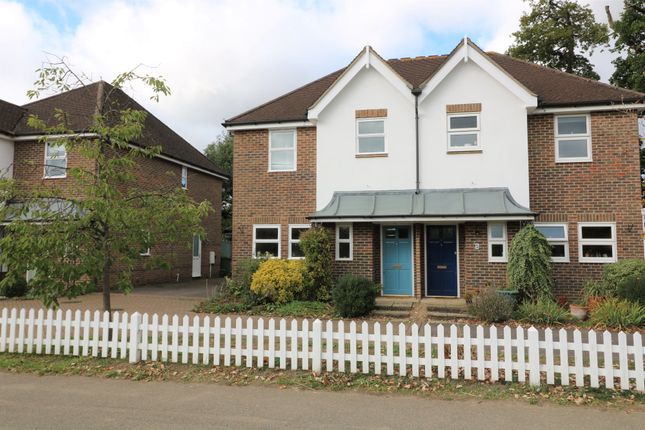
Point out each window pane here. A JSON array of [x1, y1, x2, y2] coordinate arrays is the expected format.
[[192, 236, 200, 257], [558, 139, 588, 159], [255, 228, 278, 240], [358, 136, 385, 153], [450, 115, 477, 129], [45, 160, 66, 177], [550, 244, 566, 258], [291, 227, 308, 240], [581, 226, 612, 239], [271, 131, 294, 149], [581, 244, 613, 259], [398, 227, 409, 239], [489, 223, 504, 239], [291, 243, 304, 258], [338, 242, 350, 259], [449, 133, 478, 148], [46, 144, 66, 157], [557, 116, 587, 135], [535, 225, 566, 240], [491, 244, 504, 257], [256, 242, 279, 257], [270, 149, 294, 170], [338, 226, 350, 240], [358, 120, 384, 134]]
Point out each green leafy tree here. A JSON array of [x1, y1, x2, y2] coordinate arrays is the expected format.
[[607, 1, 645, 92], [299, 226, 334, 301], [0, 60, 211, 312], [507, 0, 609, 80], [204, 132, 232, 231], [508, 224, 554, 301]]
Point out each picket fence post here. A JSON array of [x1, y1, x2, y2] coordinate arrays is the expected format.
[[312, 319, 322, 373], [527, 326, 540, 387], [128, 312, 141, 363]]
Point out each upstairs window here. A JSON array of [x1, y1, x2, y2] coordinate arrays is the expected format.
[[288, 224, 310, 259], [447, 113, 480, 151], [269, 130, 296, 172], [253, 225, 280, 258], [488, 222, 507, 262], [335, 224, 353, 260], [578, 223, 616, 263], [535, 223, 569, 262], [356, 119, 386, 154], [555, 115, 591, 162], [44, 142, 67, 178], [181, 166, 188, 189]]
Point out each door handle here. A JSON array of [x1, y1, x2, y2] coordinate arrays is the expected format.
[[436, 265, 447, 270]]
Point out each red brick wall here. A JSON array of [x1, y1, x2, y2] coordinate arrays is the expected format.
[[231, 128, 316, 266], [331, 223, 379, 281], [528, 111, 642, 298], [12, 139, 223, 286]]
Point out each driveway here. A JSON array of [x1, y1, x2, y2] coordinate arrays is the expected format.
[[0, 372, 643, 429]]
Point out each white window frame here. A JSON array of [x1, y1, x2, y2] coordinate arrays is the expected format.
[[555, 114, 592, 163], [252, 224, 281, 258], [43, 142, 67, 179], [534, 223, 569, 263], [578, 222, 617, 263], [335, 224, 353, 261], [356, 118, 387, 155], [181, 166, 188, 189], [447, 112, 481, 152], [288, 224, 310, 260], [487, 222, 507, 262], [268, 129, 297, 172]]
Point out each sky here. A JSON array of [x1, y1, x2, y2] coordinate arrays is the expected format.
[[0, 0, 626, 151]]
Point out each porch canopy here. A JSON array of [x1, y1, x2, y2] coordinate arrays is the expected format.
[[309, 188, 536, 222]]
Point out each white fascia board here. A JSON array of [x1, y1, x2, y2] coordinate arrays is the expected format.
[[308, 47, 414, 121], [531, 103, 645, 114], [309, 216, 535, 223], [419, 42, 537, 108], [224, 121, 314, 131]]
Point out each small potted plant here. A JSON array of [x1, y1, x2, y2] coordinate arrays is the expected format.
[[569, 300, 588, 321]]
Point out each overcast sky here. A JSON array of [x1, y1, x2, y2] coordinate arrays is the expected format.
[[0, 0, 625, 151]]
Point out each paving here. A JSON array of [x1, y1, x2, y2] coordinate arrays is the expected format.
[[1, 372, 643, 429]]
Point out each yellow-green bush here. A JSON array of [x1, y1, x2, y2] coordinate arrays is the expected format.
[[250, 259, 305, 304]]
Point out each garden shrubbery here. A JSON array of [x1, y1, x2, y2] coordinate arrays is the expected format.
[[601, 259, 645, 294], [332, 275, 380, 318], [468, 288, 514, 323], [507, 225, 553, 301], [589, 298, 645, 330], [299, 226, 334, 301], [515, 298, 569, 325], [0, 275, 28, 298], [250, 259, 306, 304], [615, 275, 645, 306]]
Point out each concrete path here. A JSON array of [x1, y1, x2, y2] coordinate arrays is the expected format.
[[0, 372, 643, 429]]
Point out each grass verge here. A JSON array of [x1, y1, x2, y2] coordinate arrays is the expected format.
[[1, 353, 643, 410]]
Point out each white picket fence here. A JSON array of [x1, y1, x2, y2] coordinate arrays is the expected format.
[[1, 307, 643, 392]]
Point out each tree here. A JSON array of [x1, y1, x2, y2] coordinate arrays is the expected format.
[[204, 132, 232, 231], [508, 224, 554, 301], [507, 0, 609, 80], [0, 59, 211, 312], [606, 1, 645, 92]]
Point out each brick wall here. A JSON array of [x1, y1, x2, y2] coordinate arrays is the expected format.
[[231, 128, 316, 267], [331, 223, 379, 281], [528, 111, 642, 298], [12, 139, 223, 286]]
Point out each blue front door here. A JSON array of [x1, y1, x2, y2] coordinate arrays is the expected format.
[[426, 225, 458, 296], [382, 226, 413, 296]]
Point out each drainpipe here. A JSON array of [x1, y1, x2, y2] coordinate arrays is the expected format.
[[411, 87, 422, 194]]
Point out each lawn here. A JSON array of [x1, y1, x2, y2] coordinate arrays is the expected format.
[[194, 297, 337, 318]]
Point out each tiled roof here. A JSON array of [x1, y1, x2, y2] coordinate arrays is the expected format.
[[224, 51, 644, 126], [9, 82, 226, 177], [0, 99, 26, 135]]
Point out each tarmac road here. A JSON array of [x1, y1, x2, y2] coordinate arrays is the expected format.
[[0, 372, 643, 429]]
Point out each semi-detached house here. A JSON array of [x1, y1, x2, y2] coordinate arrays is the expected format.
[[224, 38, 645, 300]]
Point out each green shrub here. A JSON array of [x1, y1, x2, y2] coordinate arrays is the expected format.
[[230, 256, 267, 304], [616, 275, 645, 305], [332, 275, 380, 318], [602, 259, 645, 295], [589, 298, 645, 330], [250, 259, 305, 304], [515, 298, 570, 325], [0, 276, 28, 298], [265, 301, 335, 318], [469, 288, 514, 323], [299, 226, 334, 301], [582, 279, 610, 301], [508, 225, 553, 301]]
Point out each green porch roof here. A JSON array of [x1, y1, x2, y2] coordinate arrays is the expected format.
[[309, 188, 535, 220]]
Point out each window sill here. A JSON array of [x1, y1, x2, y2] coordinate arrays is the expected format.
[[555, 159, 593, 164], [447, 149, 482, 154], [355, 153, 388, 158], [268, 169, 297, 173], [579, 258, 616, 264], [43, 176, 67, 179]]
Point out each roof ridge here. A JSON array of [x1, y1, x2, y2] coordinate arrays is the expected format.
[[488, 52, 645, 98], [224, 68, 345, 124], [21, 81, 105, 108]]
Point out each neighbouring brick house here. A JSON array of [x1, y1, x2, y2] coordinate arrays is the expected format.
[[224, 39, 644, 300], [0, 82, 228, 286]]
